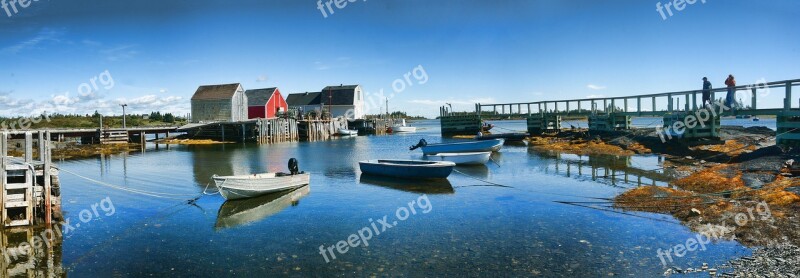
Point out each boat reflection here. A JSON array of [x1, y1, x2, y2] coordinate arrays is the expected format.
[[0, 227, 64, 276], [215, 185, 310, 230], [453, 164, 490, 179], [359, 174, 455, 194]]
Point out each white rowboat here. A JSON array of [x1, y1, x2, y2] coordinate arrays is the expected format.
[[339, 128, 358, 136], [424, 152, 491, 165], [213, 172, 310, 200]]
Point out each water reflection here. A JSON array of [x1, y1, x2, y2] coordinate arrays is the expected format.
[[358, 174, 455, 194], [215, 185, 310, 230], [453, 164, 490, 179], [528, 149, 671, 187], [0, 227, 64, 277]]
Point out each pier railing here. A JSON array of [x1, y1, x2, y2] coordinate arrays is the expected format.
[[475, 79, 800, 118]]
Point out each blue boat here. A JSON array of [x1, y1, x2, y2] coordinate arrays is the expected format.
[[359, 160, 455, 179], [410, 139, 504, 155]]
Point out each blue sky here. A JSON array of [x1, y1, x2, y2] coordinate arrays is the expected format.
[[0, 0, 798, 118]]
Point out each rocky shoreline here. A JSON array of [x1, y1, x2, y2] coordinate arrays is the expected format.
[[528, 126, 800, 277]]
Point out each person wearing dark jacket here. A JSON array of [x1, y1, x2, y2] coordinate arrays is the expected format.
[[702, 77, 712, 107]]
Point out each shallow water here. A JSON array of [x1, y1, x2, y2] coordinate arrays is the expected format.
[[3, 120, 755, 277]]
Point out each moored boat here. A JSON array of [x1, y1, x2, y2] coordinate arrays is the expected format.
[[424, 151, 491, 165], [359, 159, 455, 179], [392, 119, 417, 133], [213, 158, 310, 200], [338, 128, 358, 136], [410, 139, 504, 155]]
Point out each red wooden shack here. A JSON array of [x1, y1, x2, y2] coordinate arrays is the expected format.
[[245, 87, 288, 119]]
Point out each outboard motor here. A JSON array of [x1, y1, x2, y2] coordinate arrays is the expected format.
[[409, 139, 428, 151], [288, 158, 299, 175]]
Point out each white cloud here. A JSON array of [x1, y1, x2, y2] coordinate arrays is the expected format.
[[1, 28, 63, 54], [256, 75, 268, 82], [587, 84, 606, 90], [586, 94, 605, 98], [101, 44, 139, 62]]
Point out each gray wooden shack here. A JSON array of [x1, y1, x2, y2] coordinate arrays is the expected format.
[[190, 83, 248, 123]]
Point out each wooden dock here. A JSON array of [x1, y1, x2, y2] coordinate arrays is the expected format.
[[0, 131, 60, 227], [440, 78, 800, 145]]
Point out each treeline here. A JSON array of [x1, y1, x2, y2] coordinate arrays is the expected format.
[[364, 111, 427, 120], [0, 111, 187, 130]]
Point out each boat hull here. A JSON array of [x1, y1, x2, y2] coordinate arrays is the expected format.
[[213, 173, 311, 200], [420, 139, 504, 155], [359, 160, 455, 179], [392, 126, 416, 133], [338, 129, 358, 136], [424, 152, 491, 165]]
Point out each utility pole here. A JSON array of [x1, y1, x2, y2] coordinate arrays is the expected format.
[[120, 104, 128, 128], [385, 98, 389, 118]]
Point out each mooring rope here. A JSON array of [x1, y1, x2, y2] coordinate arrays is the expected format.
[[451, 168, 613, 201], [56, 167, 198, 200]]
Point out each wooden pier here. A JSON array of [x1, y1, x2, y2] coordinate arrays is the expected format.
[[0, 131, 61, 227], [440, 79, 800, 145]]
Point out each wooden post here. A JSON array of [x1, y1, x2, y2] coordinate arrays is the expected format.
[[577, 101, 582, 114], [684, 94, 690, 111], [44, 131, 51, 224], [751, 87, 757, 111], [610, 99, 615, 114], [692, 91, 697, 111], [621, 98, 627, 113], [785, 81, 792, 112], [0, 132, 5, 221], [668, 95, 673, 112], [24, 132, 32, 162], [637, 97, 641, 115], [652, 97, 656, 113], [527, 104, 531, 116]]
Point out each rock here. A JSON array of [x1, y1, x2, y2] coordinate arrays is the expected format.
[[689, 208, 702, 216], [786, 159, 795, 166], [741, 172, 776, 189], [786, 186, 800, 195], [685, 156, 693, 160]]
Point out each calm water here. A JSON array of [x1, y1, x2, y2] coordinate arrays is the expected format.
[[7, 120, 765, 277]]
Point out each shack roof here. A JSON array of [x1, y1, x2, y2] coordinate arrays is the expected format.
[[245, 88, 278, 106], [191, 83, 242, 100]]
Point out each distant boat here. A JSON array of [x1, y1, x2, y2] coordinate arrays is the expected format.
[[424, 152, 491, 165], [475, 132, 528, 142], [213, 158, 310, 200], [392, 119, 416, 133], [736, 115, 752, 119], [753, 117, 760, 122], [338, 128, 358, 136], [359, 159, 455, 179], [482, 123, 494, 132], [410, 139, 504, 155], [215, 185, 310, 230]]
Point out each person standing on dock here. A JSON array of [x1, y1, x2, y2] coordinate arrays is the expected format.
[[702, 77, 712, 107], [725, 74, 736, 109]]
